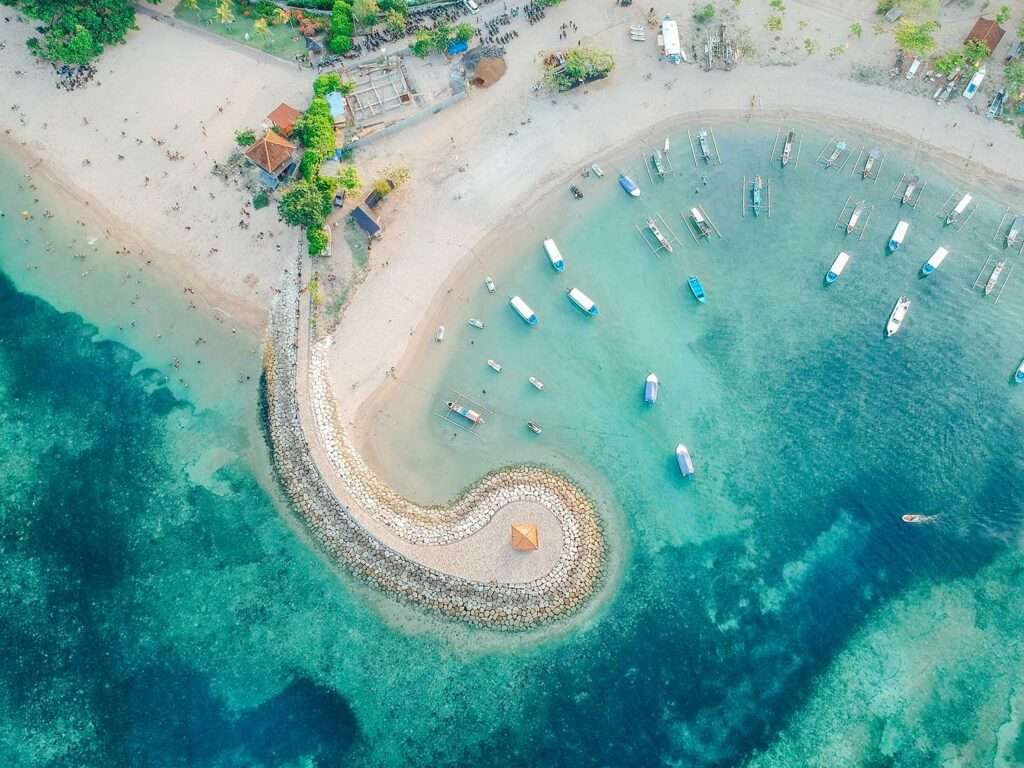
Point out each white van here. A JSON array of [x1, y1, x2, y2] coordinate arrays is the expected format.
[[465, 0, 479, 13]]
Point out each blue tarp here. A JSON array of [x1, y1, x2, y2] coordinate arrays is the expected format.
[[325, 91, 346, 123], [447, 40, 469, 55]]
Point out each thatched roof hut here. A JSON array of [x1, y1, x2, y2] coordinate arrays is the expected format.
[[462, 45, 507, 88]]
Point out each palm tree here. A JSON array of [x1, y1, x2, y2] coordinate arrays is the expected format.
[[216, 0, 235, 24]]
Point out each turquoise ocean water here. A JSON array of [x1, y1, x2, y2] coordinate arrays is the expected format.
[[2, 123, 1024, 767]]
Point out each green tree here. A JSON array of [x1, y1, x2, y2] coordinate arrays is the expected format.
[[384, 9, 406, 34], [296, 97, 337, 156], [234, 128, 257, 146], [328, 1, 354, 54], [430, 22, 453, 52], [411, 30, 433, 56], [995, 5, 1010, 25], [932, 49, 964, 75], [351, 0, 379, 26], [307, 227, 329, 256], [337, 164, 361, 192], [14, 0, 154, 64], [299, 149, 324, 181], [379, 0, 407, 11], [962, 39, 990, 65], [455, 22, 475, 42], [279, 178, 333, 229], [253, 18, 270, 36], [766, 15, 783, 31], [547, 47, 615, 90], [313, 72, 342, 97], [339, 80, 356, 95], [216, 0, 235, 24], [894, 20, 938, 56], [693, 4, 715, 23]]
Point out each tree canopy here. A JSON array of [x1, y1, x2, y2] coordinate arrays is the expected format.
[[893, 20, 939, 57], [546, 47, 615, 90], [295, 97, 336, 157], [14, 0, 155, 64], [278, 177, 334, 230]]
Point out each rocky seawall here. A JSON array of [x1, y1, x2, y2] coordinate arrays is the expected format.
[[261, 257, 606, 630]]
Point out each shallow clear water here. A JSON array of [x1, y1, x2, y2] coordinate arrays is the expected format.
[[2, 124, 1024, 767]]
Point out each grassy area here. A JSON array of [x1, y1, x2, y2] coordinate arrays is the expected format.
[[173, 0, 310, 60]]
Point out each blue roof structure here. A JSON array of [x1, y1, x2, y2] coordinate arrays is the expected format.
[[325, 91, 346, 123]]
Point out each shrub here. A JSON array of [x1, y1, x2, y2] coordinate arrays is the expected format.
[[804, 37, 818, 54], [766, 15, 783, 31], [995, 5, 1010, 25], [411, 30, 433, 56], [253, 190, 270, 209], [455, 22, 475, 42], [351, 0, 379, 26], [295, 97, 336, 156], [313, 72, 342, 97], [384, 8, 406, 33], [1005, 60, 1024, 91], [894, 20, 938, 56], [254, 0, 279, 18], [307, 227, 329, 256], [849, 22, 862, 38], [337, 164, 361, 191], [769, 0, 785, 9], [962, 39, 990, 65], [875, 0, 896, 14], [234, 128, 257, 146], [693, 4, 715, 23], [932, 50, 964, 76], [299, 149, 323, 181]]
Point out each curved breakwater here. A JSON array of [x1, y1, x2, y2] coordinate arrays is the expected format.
[[261, 256, 606, 630]]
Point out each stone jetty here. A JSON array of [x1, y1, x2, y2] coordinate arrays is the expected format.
[[261, 256, 606, 630]]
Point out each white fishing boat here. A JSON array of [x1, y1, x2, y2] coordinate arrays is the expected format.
[[435, 325, 445, 342], [543, 238, 565, 272], [652, 150, 666, 177], [509, 295, 539, 326], [591, 163, 605, 177], [963, 66, 986, 99], [901, 176, 919, 206], [1006, 214, 1024, 249], [485, 276, 496, 294], [697, 129, 712, 163], [664, 137, 671, 153], [566, 287, 599, 316], [675, 443, 694, 477], [825, 251, 850, 284], [921, 247, 949, 276], [781, 129, 795, 167], [885, 295, 911, 337], [529, 376, 544, 390], [647, 217, 673, 253], [487, 359, 503, 372], [468, 318, 484, 329], [985, 261, 1006, 296], [846, 201, 866, 234], [447, 400, 484, 424], [889, 220, 909, 252], [644, 373, 659, 404], [862, 148, 881, 178], [824, 140, 846, 168], [946, 193, 972, 225], [690, 207, 711, 238]]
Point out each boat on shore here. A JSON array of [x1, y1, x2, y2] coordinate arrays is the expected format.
[[652, 150, 666, 177], [1006, 214, 1023, 249], [675, 444, 695, 477], [687, 275, 707, 303], [901, 176, 919, 205], [921, 247, 949, 276], [509, 295, 538, 326], [824, 140, 846, 168], [751, 176, 763, 217], [591, 163, 604, 177], [647, 217, 673, 253], [529, 376, 544, 390], [889, 220, 909, 252], [485, 276, 496, 293], [846, 201, 866, 234], [697, 129, 711, 163], [690, 207, 711, 238], [886, 295, 911, 337], [825, 251, 850, 284], [946, 193, 972, 226], [567, 287, 599, 316], [862, 147, 881, 178], [619, 173, 641, 197], [527, 421, 543, 434], [468, 318, 484, 328], [644, 373, 659, 404], [487, 359, 503, 372], [963, 66, 986, 99], [447, 400, 484, 424], [435, 325, 445, 342], [985, 261, 1006, 295], [543, 238, 565, 272], [781, 130, 795, 167], [569, 184, 583, 199]]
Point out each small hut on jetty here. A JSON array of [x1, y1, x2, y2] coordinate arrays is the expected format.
[[511, 523, 539, 551]]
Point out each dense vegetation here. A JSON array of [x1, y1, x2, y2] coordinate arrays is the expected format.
[[410, 21, 474, 56], [12, 0, 157, 64], [545, 47, 615, 91]]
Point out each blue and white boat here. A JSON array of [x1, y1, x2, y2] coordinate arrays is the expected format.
[[687, 275, 707, 303], [825, 251, 850, 284], [543, 238, 565, 272], [1016, 359, 1024, 384], [921, 246, 949, 276], [567, 287, 599, 316], [619, 173, 641, 197], [675, 443, 695, 477], [886, 295, 911, 337], [751, 176, 763, 217], [644, 373, 659, 405], [889, 220, 909, 252], [509, 295, 538, 326]]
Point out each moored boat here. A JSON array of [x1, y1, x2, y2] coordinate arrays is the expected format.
[[690, 207, 711, 238], [675, 443, 695, 477], [435, 325, 445, 342], [1015, 359, 1024, 384], [846, 201, 866, 234], [781, 130, 795, 167], [468, 318, 484, 328], [652, 151, 666, 177], [567, 287, 599, 316], [485, 276, 496, 293], [527, 421, 543, 434], [619, 173, 641, 197], [901, 176, 919, 205], [921, 247, 949, 276], [569, 184, 584, 199], [825, 140, 846, 167], [509, 295, 538, 325], [687, 275, 707, 303], [1007, 214, 1024, 249], [885, 295, 911, 337], [644, 373, 659, 405], [664, 137, 671, 153], [751, 176, 763, 217], [825, 251, 850, 284], [902, 514, 934, 524], [946, 192, 972, 226], [487, 359, 503, 372], [889, 220, 909, 251], [985, 261, 1006, 295], [447, 400, 484, 424], [529, 376, 545, 390], [862, 147, 881, 178], [591, 163, 605, 177], [697, 129, 711, 163], [543, 238, 565, 272], [647, 217, 673, 253]]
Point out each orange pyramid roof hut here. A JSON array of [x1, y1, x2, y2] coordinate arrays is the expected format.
[[511, 523, 539, 551]]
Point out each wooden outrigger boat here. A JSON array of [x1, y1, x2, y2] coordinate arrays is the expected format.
[[751, 176, 764, 217], [985, 261, 1006, 296], [527, 421, 543, 434], [862, 148, 881, 178], [687, 275, 707, 303], [651, 150, 666, 177], [824, 140, 846, 168], [901, 176, 919, 206], [781, 130, 795, 167], [946, 193, 972, 226], [1006, 214, 1024, 249], [697, 129, 712, 163], [690, 207, 712, 238], [846, 201, 866, 234], [447, 400, 484, 424], [647, 217, 673, 253]]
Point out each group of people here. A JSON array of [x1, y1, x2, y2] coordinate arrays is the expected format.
[[52, 62, 96, 92]]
